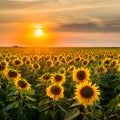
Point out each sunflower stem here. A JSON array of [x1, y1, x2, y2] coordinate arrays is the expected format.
[[19, 90, 24, 113], [84, 106, 88, 116], [53, 98, 56, 120]]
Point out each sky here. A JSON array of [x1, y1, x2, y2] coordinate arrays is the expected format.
[[0, 0, 120, 47]]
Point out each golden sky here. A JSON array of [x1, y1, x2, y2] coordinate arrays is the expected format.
[[0, 0, 120, 47]]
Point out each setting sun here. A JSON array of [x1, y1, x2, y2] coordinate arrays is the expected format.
[[34, 29, 44, 36]]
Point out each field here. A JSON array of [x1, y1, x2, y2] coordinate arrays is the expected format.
[[0, 47, 120, 120]]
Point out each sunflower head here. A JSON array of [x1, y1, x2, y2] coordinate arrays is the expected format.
[[55, 61, 60, 66], [5, 69, 21, 80], [54, 56, 58, 61], [46, 60, 53, 68], [61, 57, 66, 64], [1, 61, 8, 66], [0, 62, 7, 72], [58, 67, 66, 74], [5, 57, 10, 62], [25, 59, 31, 66], [32, 62, 41, 70], [104, 58, 111, 65], [110, 60, 118, 69], [73, 68, 90, 83], [46, 84, 64, 101], [52, 73, 65, 85], [33, 55, 39, 61], [15, 79, 31, 90], [75, 57, 80, 62], [68, 65, 75, 73], [69, 60, 74, 65], [22, 57, 27, 62], [74, 81, 100, 107], [12, 58, 23, 67], [40, 73, 51, 82], [96, 65, 107, 75], [82, 60, 89, 66]]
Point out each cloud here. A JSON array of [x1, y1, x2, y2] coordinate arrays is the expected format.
[[0, 0, 59, 11], [52, 19, 120, 32]]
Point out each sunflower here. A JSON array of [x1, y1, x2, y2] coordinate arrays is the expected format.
[[12, 58, 23, 67], [61, 57, 66, 64], [0, 62, 7, 73], [58, 67, 66, 74], [25, 59, 31, 66], [68, 59, 74, 65], [5, 69, 21, 80], [72, 68, 90, 83], [103, 58, 111, 65], [67, 65, 75, 73], [82, 60, 89, 66], [22, 56, 28, 62], [96, 65, 107, 75], [46, 84, 64, 101], [110, 59, 118, 69], [39, 73, 51, 82], [5, 57, 10, 62], [55, 61, 60, 66], [46, 60, 53, 68], [15, 79, 31, 90], [74, 57, 80, 62], [74, 81, 100, 108], [33, 55, 39, 61], [1, 61, 8, 67], [52, 73, 66, 85], [32, 62, 41, 70]]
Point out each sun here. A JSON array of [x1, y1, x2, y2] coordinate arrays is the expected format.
[[34, 29, 44, 36]]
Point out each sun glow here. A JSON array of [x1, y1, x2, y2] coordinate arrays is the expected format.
[[34, 29, 44, 36], [19, 23, 56, 47]]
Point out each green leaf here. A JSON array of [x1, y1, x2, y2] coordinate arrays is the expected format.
[[64, 108, 80, 120], [38, 99, 51, 113], [39, 104, 51, 113], [69, 101, 80, 108], [82, 116, 89, 120], [88, 112, 101, 120], [109, 94, 120, 107], [25, 103, 38, 110], [18, 112, 28, 120], [3, 101, 18, 111], [7, 90, 19, 97], [25, 89, 35, 95], [57, 103, 67, 114], [26, 96, 36, 102], [39, 111, 51, 120]]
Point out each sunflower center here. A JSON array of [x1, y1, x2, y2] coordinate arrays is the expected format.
[[8, 70, 18, 78], [18, 80, 27, 88], [15, 60, 21, 65], [111, 61, 116, 66], [55, 75, 62, 82], [47, 61, 52, 67], [77, 70, 86, 80], [0, 64, 6, 71], [51, 85, 61, 95], [26, 60, 30, 65], [80, 86, 94, 98], [1, 62, 6, 66], [105, 60, 110, 64], [83, 61, 87, 65], [43, 74, 50, 80], [34, 64, 39, 68], [6, 58, 10, 62]]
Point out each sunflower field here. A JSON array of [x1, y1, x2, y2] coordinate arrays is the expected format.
[[0, 47, 120, 120]]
